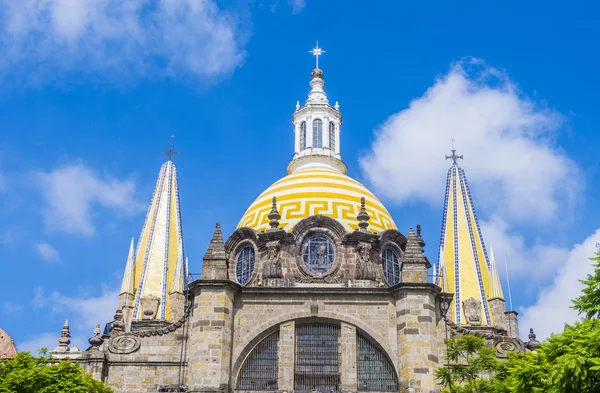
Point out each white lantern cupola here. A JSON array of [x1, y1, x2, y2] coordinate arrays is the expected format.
[[288, 43, 345, 175]]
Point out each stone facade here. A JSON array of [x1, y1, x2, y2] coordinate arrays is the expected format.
[[66, 216, 526, 393]]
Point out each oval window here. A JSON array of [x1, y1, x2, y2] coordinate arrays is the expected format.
[[382, 248, 401, 285], [302, 235, 335, 274], [236, 246, 255, 285]]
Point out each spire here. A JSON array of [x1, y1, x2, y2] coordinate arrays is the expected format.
[[357, 197, 370, 232], [401, 227, 431, 283], [438, 152, 501, 326], [488, 247, 504, 299], [201, 222, 229, 280], [58, 319, 70, 350], [130, 158, 185, 322], [120, 238, 135, 294], [288, 43, 345, 175], [268, 197, 281, 231]]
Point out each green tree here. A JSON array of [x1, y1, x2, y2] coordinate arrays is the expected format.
[[434, 335, 499, 393], [571, 250, 600, 319], [0, 351, 112, 393]]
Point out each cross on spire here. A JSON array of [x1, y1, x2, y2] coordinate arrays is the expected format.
[[163, 135, 179, 161], [309, 41, 325, 70], [445, 140, 463, 166]]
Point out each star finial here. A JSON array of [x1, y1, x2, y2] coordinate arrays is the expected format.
[[162, 135, 179, 161], [309, 41, 325, 70], [445, 139, 463, 166]]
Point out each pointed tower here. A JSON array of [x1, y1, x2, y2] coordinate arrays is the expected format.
[[437, 148, 505, 327], [121, 150, 186, 322], [118, 238, 136, 330]]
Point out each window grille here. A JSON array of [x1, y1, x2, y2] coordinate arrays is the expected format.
[[382, 248, 401, 285], [295, 323, 340, 391], [236, 246, 255, 285], [357, 333, 398, 391], [329, 122, 335, 152], [312, 119, 323, 148], [300, 121, 307, 150], [236, 330, 279, 390], [302, 235, 335, 274]]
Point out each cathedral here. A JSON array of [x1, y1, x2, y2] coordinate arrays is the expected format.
[[46, 49, 539, 393]]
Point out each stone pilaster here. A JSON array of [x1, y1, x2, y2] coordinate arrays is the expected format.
[[118, 292, 134, 332], [395, 288, 439, 393], [187, 282, 237, 392], [505, 310, 519, 339], [169, 291, 185, 321], [340, 322, 357, 391], [488, 297, 507, 332], [277, 320, 295, 391]]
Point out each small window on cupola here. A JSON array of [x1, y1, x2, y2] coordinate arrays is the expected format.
[[312, 119, 323, 148], [328, 122, 335, 152], [300, 121, 306, 150]]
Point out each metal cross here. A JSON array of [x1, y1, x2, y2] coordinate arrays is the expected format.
[[163, 135, 179, 161], [445, 141, 463, 165], [309, 41, 325, 69]]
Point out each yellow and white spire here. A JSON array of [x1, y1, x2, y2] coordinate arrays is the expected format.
[[436, 148, 504, 326], [122, 149, 186, 322]]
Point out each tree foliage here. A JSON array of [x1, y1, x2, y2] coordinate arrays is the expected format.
[[571, 250, 600, 319], [436, 250, 600, 393], [0, 351, 112, 393]]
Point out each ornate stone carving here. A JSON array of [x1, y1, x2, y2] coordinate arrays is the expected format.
[[355, 242, 377, 281], [141, 296, 160, 320], [462, 297, 482, 326], [494, 337, 525, 358], [108, 334, 141, 354], [294, 270, 345, 284], [262, 240, 283, 279]]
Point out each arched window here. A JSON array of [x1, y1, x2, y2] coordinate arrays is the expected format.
[[302, 235, 335, 274], [312, 119, 323, 148], [295, 323, 340, 391], [328, 122, 335, 152], [300, 121, 307, 150], [237, 330, 280, 390], [236, 246, 255, 285], [382, 248, 401, 285], [357, 333, 398, 391]]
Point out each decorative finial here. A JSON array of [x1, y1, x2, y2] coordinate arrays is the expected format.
[[268, 197, 281, 231], [112, 309, 125, 333], [309, 41, 325, 70], [334, 101, 339, 110], [58, 319, 71, 350], [296, 101, 300, 111], [88, 324, 103, 349], [445, 139, 463, 166], [416, 224, 425, 247], [357, 197, 370, 232], [162, 135, 179, 161], [525, 328, 540, 350]]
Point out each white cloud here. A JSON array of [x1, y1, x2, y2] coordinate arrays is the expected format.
[[289, 0, 306, 14], [519, 229, 600, 340], [360, 58, 580, 224], [23, 287, 119, 352], [0, 0, 246, 85], [36, 242, 61, 263], [36, 164, 142, 236]]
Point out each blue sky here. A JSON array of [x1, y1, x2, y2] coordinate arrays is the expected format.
[[0, 0, 599, 350]]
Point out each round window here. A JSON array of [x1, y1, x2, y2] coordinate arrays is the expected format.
[[302, 235, 335, 274], [382, 248, 401, 285], [236, 246, 255, 285]]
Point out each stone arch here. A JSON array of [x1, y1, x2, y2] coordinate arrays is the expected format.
[[291, 215, 347, 243], [231, 310, 399, 386]]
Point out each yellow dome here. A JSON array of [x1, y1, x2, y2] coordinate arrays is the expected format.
[[238, 169, 397, 233]]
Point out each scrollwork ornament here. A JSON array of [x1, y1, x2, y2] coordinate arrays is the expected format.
[[494, 337, 524, 358], [108, 333, 141, 354]]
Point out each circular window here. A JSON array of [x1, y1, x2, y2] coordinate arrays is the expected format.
[[302, 235, 335, 274], [236, 246, 255, 285], [382, 248, 401, 285]]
